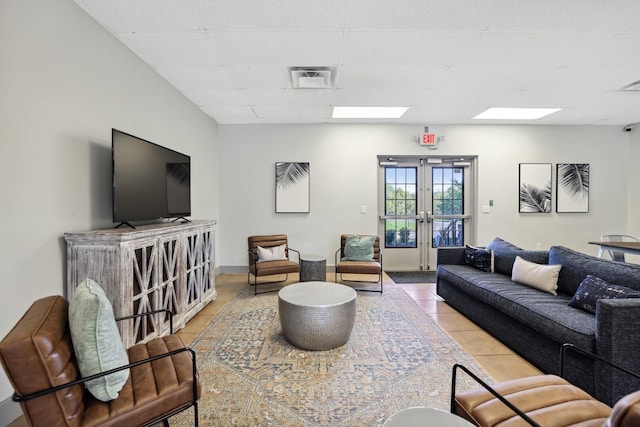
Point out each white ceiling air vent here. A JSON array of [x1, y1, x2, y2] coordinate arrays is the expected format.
[[622, 80, 640, 91], [289, 67, 335, 89]]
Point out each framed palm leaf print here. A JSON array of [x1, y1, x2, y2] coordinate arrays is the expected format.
[[519, 163, 552, 213], [556, 163, 589, 213], [275, 162, 310, 213]]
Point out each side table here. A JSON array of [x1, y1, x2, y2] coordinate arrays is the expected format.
[[300, 255, 326, 282], [383, 407, 474, 427]]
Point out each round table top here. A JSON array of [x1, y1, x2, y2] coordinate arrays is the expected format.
[[382, 407, 474, 427], [278, 281, 356, 306], [300, 254, 326, 262]]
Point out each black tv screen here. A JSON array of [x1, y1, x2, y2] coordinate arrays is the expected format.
[[112, 129, 191, 224]]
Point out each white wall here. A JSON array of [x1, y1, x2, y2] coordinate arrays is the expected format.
[[0, 0, 218, 420], [627, 128, 640, 237], [219, 124, 630, 270]]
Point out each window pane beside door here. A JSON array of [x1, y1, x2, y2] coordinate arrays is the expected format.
[[432, 167, 464, 247], [385, 167, 417, 248]]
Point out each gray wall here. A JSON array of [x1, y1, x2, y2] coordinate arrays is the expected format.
[[0, 0, 219, 420], [218, 124, 634, 270]]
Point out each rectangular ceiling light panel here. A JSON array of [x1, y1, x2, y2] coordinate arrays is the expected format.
[[473, 107, 562, 120], [333, 106, 409, 119]]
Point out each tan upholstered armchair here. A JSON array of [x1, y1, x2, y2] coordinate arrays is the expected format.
[[0, 295, 200, 427], [335, 234, 382, 293], [248, 234, 300, 294], [451, 343, 640, 427]]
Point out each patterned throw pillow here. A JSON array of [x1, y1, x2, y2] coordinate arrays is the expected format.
[[464, 245, 494, 273], [568, 275, 640, 314], [343, 235, 375, 261]]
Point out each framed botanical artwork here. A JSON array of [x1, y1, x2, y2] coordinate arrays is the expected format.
[[275, 162, 310, 213], [556, 163, 589, 213], [519, 163, 552, 213]]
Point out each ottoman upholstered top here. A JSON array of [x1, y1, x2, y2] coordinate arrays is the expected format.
[[278, 281, 357, 350]]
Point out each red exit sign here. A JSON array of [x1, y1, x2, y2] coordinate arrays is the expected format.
[[421, 133, 436, 145]]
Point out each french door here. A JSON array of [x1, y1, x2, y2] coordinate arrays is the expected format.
[[377, 156, 475, 271]]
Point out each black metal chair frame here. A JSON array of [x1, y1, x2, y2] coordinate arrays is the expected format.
[[450, 343, 640, 427], [248, 247, 300, 295], [12, 310, 199, 427], [334, 245, 383, 293]]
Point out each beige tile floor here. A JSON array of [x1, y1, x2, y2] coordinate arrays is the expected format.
[[8, 272, 540, 426]]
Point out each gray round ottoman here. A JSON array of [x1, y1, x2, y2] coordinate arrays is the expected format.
[[278, 281, 356, 351]]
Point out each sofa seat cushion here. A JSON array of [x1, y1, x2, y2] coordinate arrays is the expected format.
[[437, 265, 595, 350], [83, 335, 199, 427], [336, 260, 381, 275], [250, 259, 299, 276], [455, 374, 611, 427]]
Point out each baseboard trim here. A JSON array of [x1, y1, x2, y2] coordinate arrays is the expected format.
[[0, 395, 22, 426]]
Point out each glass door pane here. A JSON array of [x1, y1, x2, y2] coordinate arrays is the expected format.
[[385, 167, 417, 248], [432, 166, 465, 247]]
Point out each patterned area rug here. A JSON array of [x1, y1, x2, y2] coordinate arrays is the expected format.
[[171, 283, 492, 426]]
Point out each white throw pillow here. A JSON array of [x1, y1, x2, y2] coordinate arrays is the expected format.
[[511, 256, 562, 295], [257, 244, 287, 263], [68, 278, 130, 401]]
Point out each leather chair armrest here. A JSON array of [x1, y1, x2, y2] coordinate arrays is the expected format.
[[13, 346, 197, 403], [288, 247, 301, 264]]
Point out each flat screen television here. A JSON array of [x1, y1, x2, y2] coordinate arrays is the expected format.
[[112, 129, 191, 226]]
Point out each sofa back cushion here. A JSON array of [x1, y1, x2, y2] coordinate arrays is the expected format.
[[549, 246, 640, 296], [0, 295, 85, 427], [486, 237, 549, 276]]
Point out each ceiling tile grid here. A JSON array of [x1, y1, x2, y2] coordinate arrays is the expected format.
[[72, 0, 640, 125]]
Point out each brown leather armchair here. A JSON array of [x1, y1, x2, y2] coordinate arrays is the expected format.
[[248, 234, 300, 294], [0, 295, 200, 427], [335, 234, 382, 293], [451, 344, 640, 427]]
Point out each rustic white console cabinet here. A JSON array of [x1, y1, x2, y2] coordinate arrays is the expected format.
[[65, 220, 216, 348]]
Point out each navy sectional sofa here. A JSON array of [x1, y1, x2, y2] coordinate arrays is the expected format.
[[436, 238, 640, 405]]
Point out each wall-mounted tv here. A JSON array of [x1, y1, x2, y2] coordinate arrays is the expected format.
[[112, 129, 191, 227]]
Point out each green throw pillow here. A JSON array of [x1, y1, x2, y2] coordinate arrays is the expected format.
[[68, 278, 130, 402], [343, 235, 375, 261]]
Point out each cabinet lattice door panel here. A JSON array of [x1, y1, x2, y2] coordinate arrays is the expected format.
[[65, 220, 216, 348]]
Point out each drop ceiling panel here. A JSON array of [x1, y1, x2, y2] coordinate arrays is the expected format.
[[116, 31, 222, 67], [201, 105, 258, 124], [334, 88, 428, 106], [341, 31, 481, 66], [71, 0, 640, 125], [247, 89, 334, 106], [189, 0, 349, 30], [251, 105, 333, 123], [336, 65, 435, 89], [209, 31, 344, 66], [223, 66, 290, 89], [187, 89, 251, 107], [157, 66, 235, 91], [346, 0, 496, 31], [74, 0, 198, 32]]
